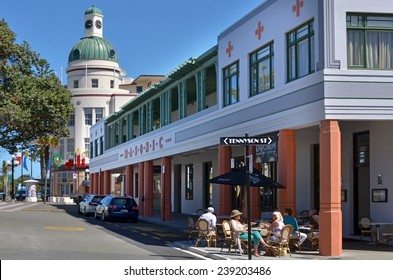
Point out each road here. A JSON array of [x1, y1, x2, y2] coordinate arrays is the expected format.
[[0, 201, 201, 260]]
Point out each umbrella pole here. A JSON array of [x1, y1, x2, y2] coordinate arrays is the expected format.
[[245, 142, 252, 260]]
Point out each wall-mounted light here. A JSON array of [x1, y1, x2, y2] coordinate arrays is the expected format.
[[378, 174, 382, 185]]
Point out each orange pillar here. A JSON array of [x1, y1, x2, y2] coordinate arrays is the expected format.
[[89, 173, 95, 194], [138, 162, 145, 216], [161, 157, 172, 221], [319, 120, 342, 256], [218, 145, 232, 216], [144, 160, 154, 217], [278, 129, 296, 213], [125, 165, 134, 197], [103, 170, 111, 195]]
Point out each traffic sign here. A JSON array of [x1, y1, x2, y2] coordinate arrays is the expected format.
[[220, 136, 274, 146]]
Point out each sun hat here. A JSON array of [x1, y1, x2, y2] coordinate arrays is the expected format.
[[207, 207, 214, 213], [230, 209, 243, 218]]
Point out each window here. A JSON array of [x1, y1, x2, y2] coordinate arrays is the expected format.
[[94, 139, 99, 157], [185, 165, 193, 200], [99, 136, 104, 155], [136, 86, 143, 93], [92, 79, 99, 88], [84, 138, 90, 158], [287, 20, 315, 82], [67, 138, 75, 156], [110, 80, 114, 88], [95, 108, 103, 123], [73, 80, 79, 88], [84, 108, 92, 125], [250, 42, 274, 96], [223, 62, 239, 106], [347, 14, 393, 69], [68, 111, 75, 126]]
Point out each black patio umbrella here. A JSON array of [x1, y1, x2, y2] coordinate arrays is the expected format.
[[208, 166, 285, 189]]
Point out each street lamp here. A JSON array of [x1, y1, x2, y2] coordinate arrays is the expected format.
[[11, 155, 15, 199]]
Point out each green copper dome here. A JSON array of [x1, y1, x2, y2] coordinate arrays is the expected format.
[[85, 5, 102, 15], [68, 36, 119, 63]]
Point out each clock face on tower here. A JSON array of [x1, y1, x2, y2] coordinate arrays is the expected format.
[[95, 20, 102, 29], [85, 19, 93, 29]]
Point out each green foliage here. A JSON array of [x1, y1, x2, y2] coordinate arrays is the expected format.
[[0, 19, 73, 155]]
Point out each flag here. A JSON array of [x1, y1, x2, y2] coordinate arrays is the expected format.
[[23, 155, 28, 171]]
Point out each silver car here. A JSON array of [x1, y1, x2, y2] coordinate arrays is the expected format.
[[78, 194, 106, 216]]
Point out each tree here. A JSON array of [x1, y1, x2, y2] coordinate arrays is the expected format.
[[0, 19, 73, 172]]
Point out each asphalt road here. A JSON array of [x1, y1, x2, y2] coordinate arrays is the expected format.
[[0, 201, 201, 260]]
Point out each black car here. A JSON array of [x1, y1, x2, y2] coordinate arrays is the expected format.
[[15, 190, 27, 201], [95, 196, 139, 222]]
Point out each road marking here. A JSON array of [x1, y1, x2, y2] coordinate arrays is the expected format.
[[45, 226, 86, 231]]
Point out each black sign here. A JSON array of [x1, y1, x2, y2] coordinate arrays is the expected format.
[[220, 136, 274, 146]]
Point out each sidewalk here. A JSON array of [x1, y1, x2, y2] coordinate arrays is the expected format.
[[139, 212, 393, 260]]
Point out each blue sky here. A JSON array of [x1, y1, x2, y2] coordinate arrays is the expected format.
[[1, 0, 263, 179]]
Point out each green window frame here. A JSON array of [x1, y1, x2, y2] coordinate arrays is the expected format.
[[347, 13, 393, 69], [287, 19, 315, 82], [250, 42, 274, 96], [223, 61, 239, 107]]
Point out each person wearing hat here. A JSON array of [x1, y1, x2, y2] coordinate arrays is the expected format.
[[199, 207, 217, 235], [229, 209, 270, 257]]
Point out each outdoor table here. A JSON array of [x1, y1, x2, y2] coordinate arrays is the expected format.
[[251, 227, 270, 237], [359, 221, 393, 245]]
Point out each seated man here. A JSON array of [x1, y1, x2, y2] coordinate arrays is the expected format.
[[199, 207, 217, 234], [283, 208, 307, 249]]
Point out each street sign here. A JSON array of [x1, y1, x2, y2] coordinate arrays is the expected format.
[[220, 136, 274, 146]]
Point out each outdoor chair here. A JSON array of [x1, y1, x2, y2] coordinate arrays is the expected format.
[[382, 232, 393, 245], [267, 224, 294, 257], [289, 232, 302, 252], [195, 219, 216, 248], [299, 210, 310, 225], [221, 220, 244, 255], [307, 229, 319, 251], [359, 217, 374, 243], [185, 216, 198, 242]]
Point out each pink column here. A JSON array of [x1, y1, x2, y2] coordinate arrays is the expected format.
[[125, 165, 134, 197], [278, 129, 297, 213], [161, 157, 172, 221], [319, 120, 342, 256], [218, 145, 232, 216], [89, 173, 94, 194], [103, 170, 111, 195], [144, 160, 154, 217]]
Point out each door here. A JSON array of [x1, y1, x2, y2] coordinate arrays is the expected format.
[[173, 164, 182, 212], [203, 161, 213, 208], [353, 131, 370, 234]]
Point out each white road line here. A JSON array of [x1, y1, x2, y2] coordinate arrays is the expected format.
[[170, 246, 213, 260], [0, 203, 38, 212]]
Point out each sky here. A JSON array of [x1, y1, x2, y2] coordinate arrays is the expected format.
[[0, 0, 264, 179]]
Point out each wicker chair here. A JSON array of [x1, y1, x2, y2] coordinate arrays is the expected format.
[[267, 225, 294, 257], [195, 219, 216, 247], [221, 220, 244, 255], [185, 216, 198, 241], [359, 217, 374, 243]]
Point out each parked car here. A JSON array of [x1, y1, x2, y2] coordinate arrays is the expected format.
[[78, 194, 106, 216], [95, 196, 139, 222], [15, 190, 27, 201]]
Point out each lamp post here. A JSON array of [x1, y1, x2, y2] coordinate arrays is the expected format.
[[11, 155, 15, 199]]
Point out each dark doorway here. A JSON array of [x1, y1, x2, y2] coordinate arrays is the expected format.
[[312, 144, 320, 210], [203, 161, 213, 208], [173, 164, 182, 213], [353, 131, 370, 234]]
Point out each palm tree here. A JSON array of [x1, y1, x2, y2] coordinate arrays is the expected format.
[[35, 135, 60, 203]]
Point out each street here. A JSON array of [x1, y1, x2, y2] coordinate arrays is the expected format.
[[0, 201, 201, 260]]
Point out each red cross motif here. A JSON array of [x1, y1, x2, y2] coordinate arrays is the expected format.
[[255, 21, 264, 40], [226, 41, 233, 58], [292, 0, 304, 17]]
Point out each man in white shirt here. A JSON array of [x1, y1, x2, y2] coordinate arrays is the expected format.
[[199, 207, 217, 234]]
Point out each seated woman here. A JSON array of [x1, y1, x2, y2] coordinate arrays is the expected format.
[[229, 209, 270, 257], [262, 211, 285, 241]]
